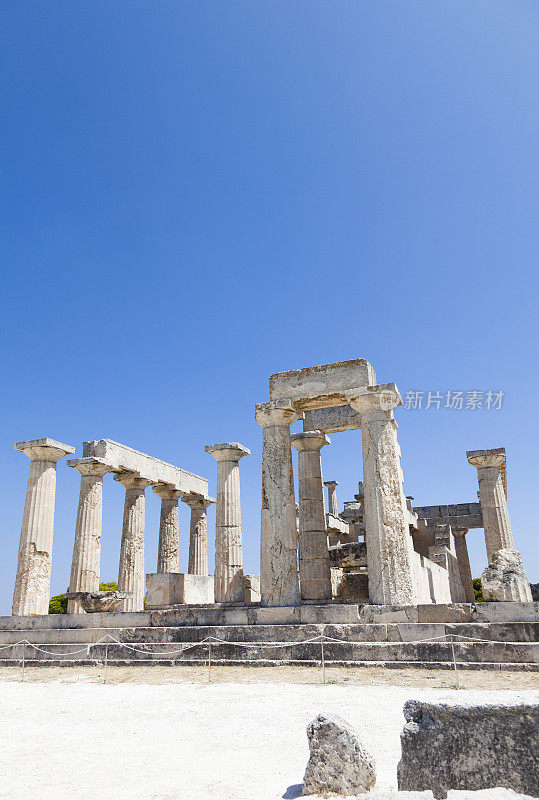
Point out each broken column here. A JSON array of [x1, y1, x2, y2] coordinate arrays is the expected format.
[[255, 400, 302, 607], [467, 447, 531, 602], [205, 443, 249, 602], [452, 528, 475, 602], [67, 457, 110, 613], [114, 471, 152, 612], [183, 493, 215, 576], [324, 480, 339, 516], [291, 431, 332, 601], [12, 438, 75, 616], [152, 483, 182, 574], [346, 384, 416, 605]]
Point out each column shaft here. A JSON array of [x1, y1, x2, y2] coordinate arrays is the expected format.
[[292, 432, 332, 601], [256, 401, 302, 607], [153, 485, 181, 574], [452, 530, 475, 602], [325, 482, 339, 517], [185, 496, 214, 575], [116, 474, 150, 612], [68, 459, 109, 614], [347, 385, 415, 605]]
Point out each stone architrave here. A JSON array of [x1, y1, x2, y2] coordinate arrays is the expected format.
[[452, 529, 475, 602], [255, 400, 302, 607], [12, 438, 75, 616], [67, 457, 110, 614], [114, 471, 152, 612], [205, 443, 249, 602], [152, 483, 182, 574], [291, 431, 332, 601], [324, 480, 339, 517], [345, 384, 416, 605], [183, 493, 215, 576], [466, 448, 515, 561]]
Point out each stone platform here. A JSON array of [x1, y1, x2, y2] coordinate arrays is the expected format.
[[0, 602, 537, 670]]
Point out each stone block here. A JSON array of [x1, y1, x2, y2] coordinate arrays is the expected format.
[[398, 699, 539, 798], [145, 573, 214, 607], [269, 358, 376, 410], [243, 574, 261, 604], [303, 713, 376, 796], [481, 549, 532, 602], [303, 404, 363, 432]]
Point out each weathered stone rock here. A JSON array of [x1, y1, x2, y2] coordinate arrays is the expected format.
[[397, 699, 539, 799], [303, 713, 376, 796], [66, 591, 130, 613], [481, 549, 533, 603]]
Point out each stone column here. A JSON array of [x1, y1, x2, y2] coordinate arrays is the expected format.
[[291, 431, 332, 601], [12, 438, 75, 616], [452, 529, 475, 602], [67, 457, 110, 614], [346, 384, 416, 605], [152, 483, 182, 574], [466, 448, 515, 561], [205, 443, 249, 602], [114, 471, 152, 612], [255, 400, 302, 607], [324, 480, 339, 517], [183, 493, 215, 576]]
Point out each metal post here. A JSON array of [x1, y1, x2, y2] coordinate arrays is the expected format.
[[450, 634, 460, 688], [104, 643, 109, 684], [321, 639, 326, 684], [21, 641, 26, 682], [208, 641, 212, 683]]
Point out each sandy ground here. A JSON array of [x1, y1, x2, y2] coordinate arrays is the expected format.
[[0, 668, 537, 800]]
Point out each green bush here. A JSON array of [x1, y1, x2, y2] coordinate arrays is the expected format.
[[472, 577, 483, 602], [48, 581, 118, 613]]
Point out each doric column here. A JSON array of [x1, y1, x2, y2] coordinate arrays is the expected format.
[[12, 438, 75, 616], [183, 493, 215, 576], [452, 529, 475, 602], [205, 442, 249, 602], [67, 457, 110, 614], [152, 483, 182, 574], [346, 384, 416, 605], [255, 400, 302, 607], [291, 431, 332, 601], [324, 480, 339, 517], [466, 448, 515, 561], [114, 471, 152, 612]]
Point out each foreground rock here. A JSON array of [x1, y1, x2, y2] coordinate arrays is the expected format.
[[66, 591, 130, 612], [397, 699, 539, 799], [302, 713, 376, 796]]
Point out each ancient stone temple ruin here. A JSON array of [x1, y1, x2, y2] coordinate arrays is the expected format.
[[4, 358, 536, 670]]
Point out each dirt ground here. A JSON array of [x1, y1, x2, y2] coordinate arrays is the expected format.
[[1, 663, 537, 688]]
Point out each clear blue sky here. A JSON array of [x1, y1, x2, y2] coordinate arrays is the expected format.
[[1, 1, 538, 615]]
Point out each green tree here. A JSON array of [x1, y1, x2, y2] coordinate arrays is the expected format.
[[472, 577, 483, 602]]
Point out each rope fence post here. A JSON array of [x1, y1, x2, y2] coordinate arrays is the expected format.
[[21, 641, 26, 682], [450, 634, 460, 688], [104, 642, 109, 684], [321, 639, 326, 685], [208, 641, 212, 683]]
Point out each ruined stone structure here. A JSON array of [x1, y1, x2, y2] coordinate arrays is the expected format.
[[10, 358, 534, 633]]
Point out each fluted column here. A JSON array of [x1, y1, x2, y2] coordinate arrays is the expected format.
[[115, 471, 152, 612], [324, 480, 339, 516], [152, 483, 182, 573], [255, 400, 302, 607], [183, 493, 215, 575], [346, 384, 416, 605], [452, 528, 475, 602], [291, 431, 332, 601], [466, 448, 515, 561], [12, 438, 75, 616], [205, 443, 249, 602], [67, 457, 110, 614]]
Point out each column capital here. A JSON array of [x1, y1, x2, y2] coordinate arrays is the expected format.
[[152, 483, 182, 501], [467, 447, 506, 471], [255, 399, 303, 428], [15, 438, 75, 463], [113, 470, 152, 490], [324, 480, 338, 488], [182, 492, 216, 510], [67, 457, 110, 478], [345, 383, 402, 416], [290, 430, 330, 452], [205, 442, 250, 462]]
